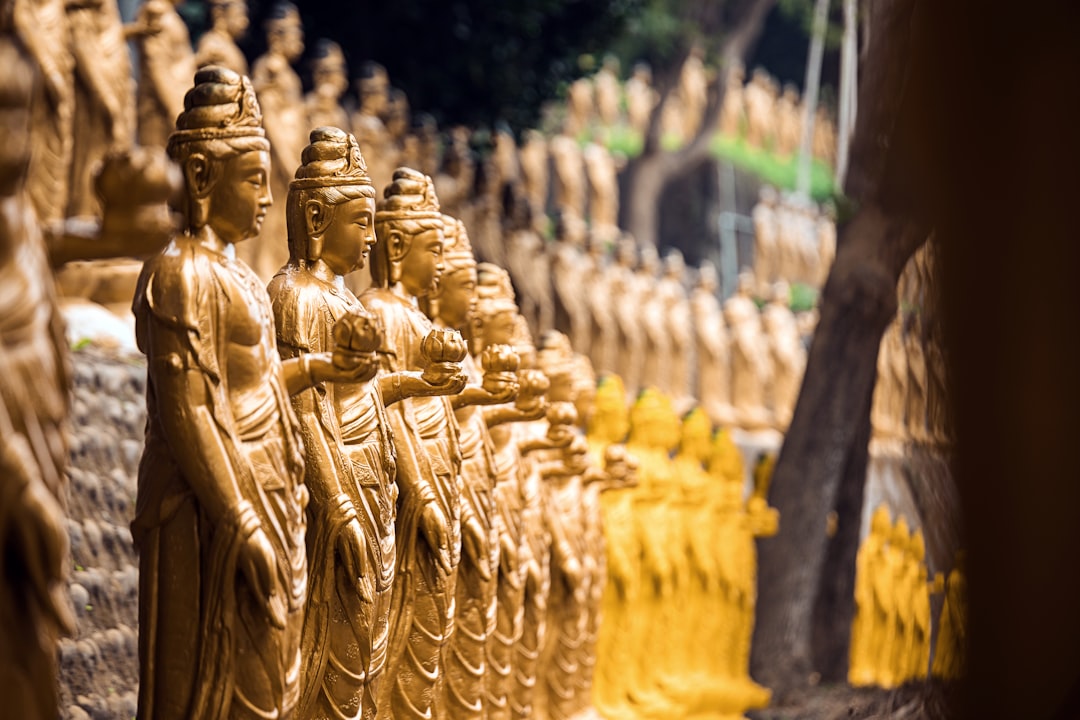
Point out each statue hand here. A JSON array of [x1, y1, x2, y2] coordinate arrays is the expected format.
[[420, 504, 452, 576], [239, 526, 286, 629], [10, 465, 76, 635], [336, 519, 373, 603], [397, 369, 468, 399], [481, 373, 519, 404], [325, 350, 379, 384], [462, 518, 491, 581]]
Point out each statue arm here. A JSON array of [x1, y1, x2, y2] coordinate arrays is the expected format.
[[145, 322, 258, 528], [483, 401, 547, 428]]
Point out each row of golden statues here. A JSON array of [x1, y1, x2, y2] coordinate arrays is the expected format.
[[870, 242, 952, 449], [751, 186, 836, 291], [0, 24, 789, 713], [849, 506, 967, 689], [563, 49, 838, 166]]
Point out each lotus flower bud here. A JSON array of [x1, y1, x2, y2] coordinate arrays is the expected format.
[[421, 328, 467, 384], [421, 328, 468, 364], [546, 401, 577, 428], [481, 344, 520, 374], [333, 308, 383, 355], [515, 369, 549, 410]]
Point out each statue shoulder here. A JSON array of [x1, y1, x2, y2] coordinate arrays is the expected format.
[[268, 267, 332, 353], [136, 238, 220, 332]]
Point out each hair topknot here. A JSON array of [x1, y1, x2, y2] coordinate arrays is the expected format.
[[442, 215, 475, 272], [376, 167, 441, 220], [291, 126, 372, 190], [170, 66, 265, 149]]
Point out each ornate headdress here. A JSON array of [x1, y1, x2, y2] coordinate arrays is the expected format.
[[536, 330, 575, 381], [376, 167, 441, 223], [476, 262, 517, 318], [168, 67, 266, 151], [442, 215, 475, 273], [291, 126, 372, 190]]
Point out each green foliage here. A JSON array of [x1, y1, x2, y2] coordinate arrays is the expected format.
[[603, 125, 645, 157], [789, 282, 819, 312], [710, 133, 836, 201], [71, 337, 91, 351]]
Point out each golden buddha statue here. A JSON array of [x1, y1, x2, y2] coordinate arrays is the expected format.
[[305, 39, 350, 131], [472, 271, 549, 720], [195, 0, 249, 76], [249, 1, 307, 281], [267, 128, 464, 719], [431, 224, 521, 720], [849, 505, 892, 686], [132, 67, 370, 720], [692, 261, 735, 427], [132, 0, 196, 149], [0, 33, 174, 719], [360, 167, 467, 720], [610, 236, 645, 398]]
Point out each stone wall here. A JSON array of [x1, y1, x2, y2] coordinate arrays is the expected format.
[[60, 347, 145, 720]]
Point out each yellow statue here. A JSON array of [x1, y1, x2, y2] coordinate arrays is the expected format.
[[905, 530, 932, 682], [931, 551, 966, 680], [133, 67, 370, 720], [849, 505, 892, 686], [666, 408, 718, 707], [876, 516, 911, 688], [195, 0, 250, 76], [361, 167, 468, 720], [622, 388, 685, 717], [0, 33, 174, 719]]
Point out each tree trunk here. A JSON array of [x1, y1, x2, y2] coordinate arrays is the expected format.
[[751, 0, 929, 693], [620, 0, 778, 247]]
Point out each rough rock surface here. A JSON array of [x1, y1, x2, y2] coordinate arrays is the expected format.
[[60, 346, 146, 720]]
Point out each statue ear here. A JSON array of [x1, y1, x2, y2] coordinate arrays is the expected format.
[[183, 153, 214, 198], [386, 229, 407, 263], [305, 199, 329, 237], [184, 153, 215, 227]]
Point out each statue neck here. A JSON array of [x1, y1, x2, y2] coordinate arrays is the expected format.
[[305, 258, 344, 290], [192, 225, 234, 260]]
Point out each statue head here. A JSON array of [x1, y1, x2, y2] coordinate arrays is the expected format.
[[265, 2, 304, 62], [663, 248, 686, 279], [632, 62, 652, 84], [432, 214, 476, 331], [358, 61, 389, 117], [601, 54, 620, 76], [475, 262, 519, 348], [285, 126, 376, 276], [372, 167, 444, 296], [697, 260, 719, 292], [210, 0, 249, 39], [871, 504, 892, 537], [589, 373, 629, 444], [736, 268, 756, 296], [758, 184, 778, 206], [910, 529, 926, 562], [571, 353, 597, 429], [628, 388, 680, 452], [616, 234, 638, 267], [892, 516, 911, 548], [639, 244, 660, 275], [771, 280, 790, 306], [386, 88, 410, 140], [679, 407, 712, 464], [509, 314, 537, 368], [709, 427, 745, 488], [536, 330, 576, 403], [310, 39, 348, 98], [168, 66, 271, 244]]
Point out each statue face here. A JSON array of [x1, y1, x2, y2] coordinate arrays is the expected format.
[[398, 227, 444, 298], [225, 3, 249, 37], [318, 196, 376, 276], [482, 309, 516, 347], [270, 16, 304, 61], [437, 267, 477, 330], [205, 149, 272, 244]]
